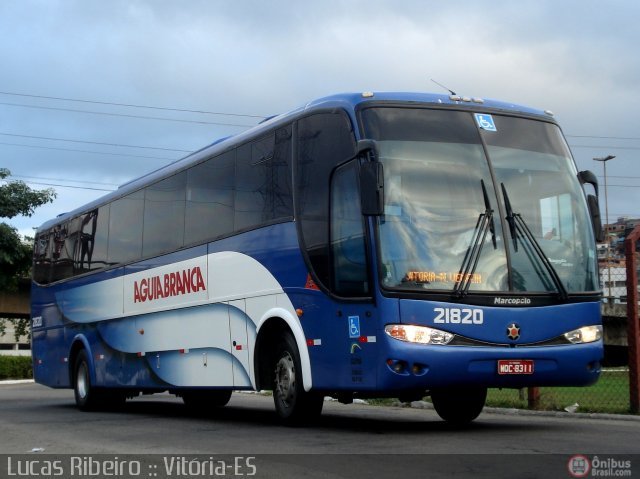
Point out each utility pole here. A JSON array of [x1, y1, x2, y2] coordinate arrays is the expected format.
[[593, 155, 616, 299]]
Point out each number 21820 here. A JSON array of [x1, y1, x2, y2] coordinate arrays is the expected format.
[[433, 307, 483, 325]]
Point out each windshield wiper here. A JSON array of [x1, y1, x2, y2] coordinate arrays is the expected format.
[[453, 180, 496, 298], [501, 183, 569, 301], [482, 179, 497, 249], [501, 183, 518, 251]]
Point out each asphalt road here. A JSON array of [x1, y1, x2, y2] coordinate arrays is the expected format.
[[1, 382, 638, 478]]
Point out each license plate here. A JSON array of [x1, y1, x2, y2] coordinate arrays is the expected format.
[[497, 359, 534, 375]]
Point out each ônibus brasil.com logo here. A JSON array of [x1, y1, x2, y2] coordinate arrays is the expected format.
[[568, 455, 591, 478], [568, 455, 632, 477]]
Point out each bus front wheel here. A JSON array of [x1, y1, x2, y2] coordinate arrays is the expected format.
[[73, 350, 124, 411], [430, 387, 487, 425], [273, 332, 323, 425]]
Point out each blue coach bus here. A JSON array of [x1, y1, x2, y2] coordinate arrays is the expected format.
[[31, 92, 604, 424]]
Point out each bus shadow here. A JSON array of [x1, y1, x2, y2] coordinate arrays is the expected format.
[[52, 395, 553, 435]]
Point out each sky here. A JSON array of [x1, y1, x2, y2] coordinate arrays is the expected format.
[[1, 0, 639, 238]]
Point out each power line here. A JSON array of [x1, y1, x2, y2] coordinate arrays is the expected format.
[[11, 174, 119, 187], [0, 131, 192, 153], [0, 141, 180, 161], [0, 91, 637, 135], [2, 90, 639, 142], [0, 101, 257, 128], [0, 90, 266, 119], [18, 181, 114, 192]]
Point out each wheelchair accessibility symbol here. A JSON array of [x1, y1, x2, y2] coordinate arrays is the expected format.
[[348, 316, 361, 339], [475, 113, 497, 132]]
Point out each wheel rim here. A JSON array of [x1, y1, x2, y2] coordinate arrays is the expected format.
[[76, 362, 88, 400], [275, 351, 296, 407]]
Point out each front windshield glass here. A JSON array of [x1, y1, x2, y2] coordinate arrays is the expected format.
[[361, 107, 598, 295], [362, 108, 508, 293], [481, 116, 598, 292]]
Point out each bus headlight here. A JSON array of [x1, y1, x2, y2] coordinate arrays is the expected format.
[[384, 324, 454, 345], [563, 325, 603, 344]]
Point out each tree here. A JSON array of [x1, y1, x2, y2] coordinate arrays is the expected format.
[[0, 317, 30, 343], [0, 168, 56, 290], [0, 169, 55, 346], [0, 223, 32, 291], [0, 168, 56, 219]]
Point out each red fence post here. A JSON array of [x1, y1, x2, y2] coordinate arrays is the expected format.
[[625, 225, 640, 413]]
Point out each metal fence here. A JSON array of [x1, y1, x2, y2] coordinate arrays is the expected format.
[[487, 226, 640, 415]]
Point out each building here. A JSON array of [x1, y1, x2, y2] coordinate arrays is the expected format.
[[0, 320, 30, 356]]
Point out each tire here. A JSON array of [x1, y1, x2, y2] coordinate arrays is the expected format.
[[273, 332, 323, 425], [182, 390, 232, 411], [431, 387, 487, 425], [73, 350, 125, 411], [73, 350, 100, 411]]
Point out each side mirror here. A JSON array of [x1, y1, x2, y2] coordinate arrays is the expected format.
[[357, 139, 384, 216], [360, 161, 384, 216], [578, 170, 599, 197], [357, 139, 378, 157], [587, 195, 604, 243], [578, 170, 604, 242]]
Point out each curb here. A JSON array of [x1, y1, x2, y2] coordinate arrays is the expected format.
[[482, 405, 640, 422], [0, 379, 35, 385], [376, 398, 640, 421]]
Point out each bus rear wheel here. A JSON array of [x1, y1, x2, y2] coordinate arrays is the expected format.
[[273, 332, 323, 425], [430, 387, 487, 425]]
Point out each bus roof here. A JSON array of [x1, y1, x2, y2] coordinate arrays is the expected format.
[[37, 91, 553, 231]]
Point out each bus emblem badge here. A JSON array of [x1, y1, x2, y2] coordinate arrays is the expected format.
[[507, 323, 521, 340]]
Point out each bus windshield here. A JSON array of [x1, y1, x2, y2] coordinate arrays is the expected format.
[[361, 107, 598, 295]]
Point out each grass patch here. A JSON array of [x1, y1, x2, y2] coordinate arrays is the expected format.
[[359, 370, 633, 415], [487, 369, 632, 414], [0, 355, 33, 380]]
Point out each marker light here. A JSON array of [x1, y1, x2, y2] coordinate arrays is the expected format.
[[385, 324, 454, 345], [563, 325, 603, 344]]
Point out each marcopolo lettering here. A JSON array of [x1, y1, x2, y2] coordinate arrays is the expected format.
[[133, 266, 206, 303], [493, 297, 532, 306]]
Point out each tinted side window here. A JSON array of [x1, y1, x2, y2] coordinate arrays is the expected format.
[[185, 150, 235, 244], [235, 138, 271, 231], [296, 112, 356, 288], [234, 142, 257, 231], [143, 172, 186, 257], [51, 219, 77, 282], [330, 162, 368, 296], [33, 231, 52, 284], [76, 206, 110, 272], [271, 126, 293, 219], [108, 191, 144, 264], [235, 127, 293, 232]]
